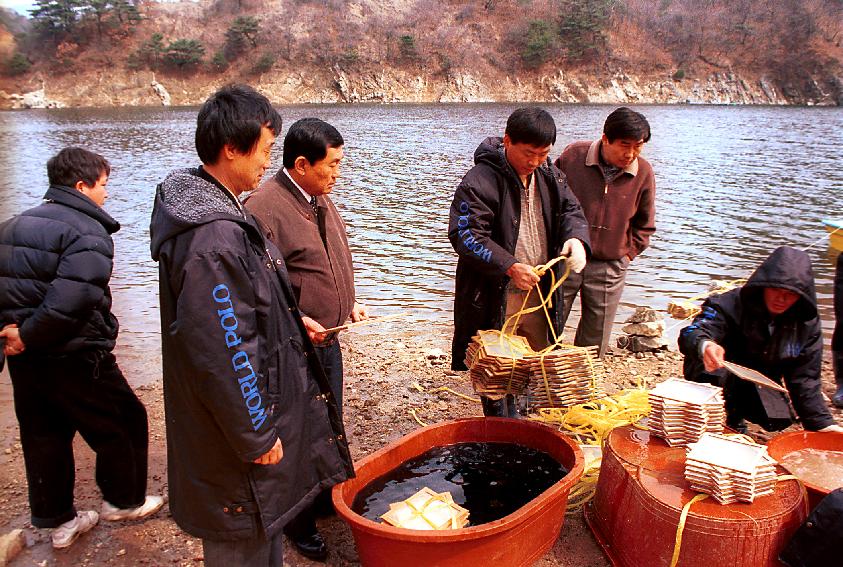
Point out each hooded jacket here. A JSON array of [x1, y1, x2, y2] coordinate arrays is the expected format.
[[448, 137, 591, 370], [0, 184, 119, 353], [679, 246, 833, 431], [149, 168, 352, 541]]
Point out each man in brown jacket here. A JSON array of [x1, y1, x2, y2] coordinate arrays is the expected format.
[[554, 107, 656, 356], [244, 118, 366, 562]]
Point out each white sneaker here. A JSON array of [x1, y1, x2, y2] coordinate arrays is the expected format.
[[52, 510, 98, 549], [101, 495, 165, 521]]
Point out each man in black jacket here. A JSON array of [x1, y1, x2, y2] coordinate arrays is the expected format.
[[150, 85, 352, 566], [679, 246, 842, 433], [0, 147, 162, 549], [448, 107, 591, 417]]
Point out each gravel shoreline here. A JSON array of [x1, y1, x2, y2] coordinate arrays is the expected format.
[[1, 321, 840, 566]]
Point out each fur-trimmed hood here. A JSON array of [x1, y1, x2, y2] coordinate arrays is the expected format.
[[149, 168, 245, 260]]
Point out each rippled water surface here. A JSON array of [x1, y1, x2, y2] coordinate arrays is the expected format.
[[0, 104, 840, 381]]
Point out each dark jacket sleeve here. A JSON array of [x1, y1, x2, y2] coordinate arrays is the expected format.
[[19, 232, 112, 349], [170, 247, 278, 462], [784, 320, 834, 431], [448, 175, 517, 276], [628, 168, 656, 260], [678, 300, 729, 360]]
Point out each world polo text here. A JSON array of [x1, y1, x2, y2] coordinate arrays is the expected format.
[[213, 283, 268, 431]]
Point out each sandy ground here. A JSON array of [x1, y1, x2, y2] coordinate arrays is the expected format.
[[1, 322, 841, 566]]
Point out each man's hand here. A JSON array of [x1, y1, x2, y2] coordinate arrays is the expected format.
[[351, 302, 369, 323], [301, 316, 329, 345], [561, 239, 587, 273], [702, 341, 726, 372], [818, 424, 843, 433], [506, 263, 540, 291], [253, 438, 283, 465], [0, 325, 25, 356]]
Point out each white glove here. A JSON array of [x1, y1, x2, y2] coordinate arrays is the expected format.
[[561, 238, 586, 273]]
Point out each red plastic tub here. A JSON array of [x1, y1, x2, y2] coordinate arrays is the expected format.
[[585, 425, 806, 567], [767, 430, 843, 510], [332, 417, 584, 567]]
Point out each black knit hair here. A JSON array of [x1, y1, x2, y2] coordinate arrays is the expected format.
[[47, 147, 110, 188], [195, 84, 283, 165], [282, 118, 344, 169], [603, 107, 651, 143], [504, 107, 556, 147]]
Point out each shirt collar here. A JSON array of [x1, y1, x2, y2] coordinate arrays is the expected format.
[[283, 167, 314, 204], [585, 139, 639, 177]]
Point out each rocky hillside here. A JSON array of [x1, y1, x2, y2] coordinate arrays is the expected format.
[[0, 0, 841, 108]]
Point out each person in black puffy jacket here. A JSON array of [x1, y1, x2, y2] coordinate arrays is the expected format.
[[679, 246, 842, 433], [0, 147, 162, 550]]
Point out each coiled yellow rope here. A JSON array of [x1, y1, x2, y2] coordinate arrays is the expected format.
[[532, 387, 652, 512]]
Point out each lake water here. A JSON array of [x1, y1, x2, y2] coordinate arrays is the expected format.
[[0, 104, 840, 382]]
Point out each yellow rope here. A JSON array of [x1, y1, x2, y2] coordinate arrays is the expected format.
[[499, 255, 571, 347], [565, 471, 599, 511], [428, 386, 481, 403], [670, 493, 709, 567], [492, 255, 602, 405], [533, 389, 651, 446], [804, 224, 841, 252], [412, 382, 481, 403], [409, 409, 428, 427], [489, 255, 576, 398], [531, 388, 651, 511]]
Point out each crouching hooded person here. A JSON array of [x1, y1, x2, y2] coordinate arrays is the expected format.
[[679, 246, 842, 434], [149, 84, 353, 566]]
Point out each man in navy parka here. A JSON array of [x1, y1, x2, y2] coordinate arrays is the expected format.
[[150, 85, 352, 565]]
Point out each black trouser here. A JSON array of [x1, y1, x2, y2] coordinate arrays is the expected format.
[[481, 395, 519, 418], [9, 350, 149, 528], [285, 339, 344, 535], [315, 340, 343, 416]]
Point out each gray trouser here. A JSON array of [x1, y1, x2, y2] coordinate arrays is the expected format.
[[203, 532, 283, 567], [560, 257, 629, 356]]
